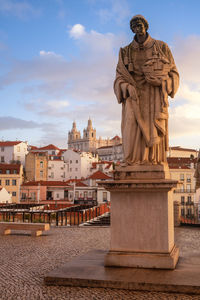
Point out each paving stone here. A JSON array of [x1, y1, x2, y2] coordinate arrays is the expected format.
[[0, 226, 200, 299]]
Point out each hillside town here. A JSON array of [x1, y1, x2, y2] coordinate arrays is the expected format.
[[0, 118, 199, 220]]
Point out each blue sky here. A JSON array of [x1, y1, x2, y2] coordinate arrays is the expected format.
[[1, 0, 200, 149]]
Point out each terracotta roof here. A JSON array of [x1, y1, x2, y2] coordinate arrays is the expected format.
[[75, 181, 88, 187], [170, 146, 197, 152], [22, 181, 70, 187], [29, 145, 38, 150], [0, 141, 22, 147], [0, 163, 21, 174], [111, 135, 121, 141], [88, 171, 111, 180], [66, 179, 85, 184], [39, 144, 60, 150], [167, 157, 196, 169]]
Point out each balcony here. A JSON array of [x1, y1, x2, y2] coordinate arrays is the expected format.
[[174, 189, 195, 193]]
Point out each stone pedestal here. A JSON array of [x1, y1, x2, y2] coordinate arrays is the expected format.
[[100, 164, 179, 269]]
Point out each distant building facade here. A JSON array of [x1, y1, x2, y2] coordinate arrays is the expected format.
[[0, 163, 23, 203], [68, 119, 122, 153], [0, 141, 28, 166], [25, 151, 49, 182], [62, 149, 98, 180]]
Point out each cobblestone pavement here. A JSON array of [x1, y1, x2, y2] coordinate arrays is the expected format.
[[0, 226, 200, 300]]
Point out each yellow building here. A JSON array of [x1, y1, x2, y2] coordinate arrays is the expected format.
[[169, 146, 198, 158], [168, 157, 196, 217], [25, 151, 48, 182], [0, 163, 23, 203]]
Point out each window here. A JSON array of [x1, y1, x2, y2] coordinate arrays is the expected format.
[[56, 194, 59, 199], [1, 147, 4, 152], [12, 179, 17, 186], [40, 161, 43, 168], [186, 174, 191, 182], [181, 196, 185, 204], [70, 160, 72, 164], [17, 146, 20, 152], [12, 192, 16, 196], [40, 171, 43, 178], [180, 185, 184, 192], [31, 192, 36, 200], [70, 168, 72, 172], [5, 180, 10, 185], [22, 193, 26, 199], [75, 191, 79, 199], [52, 151, 55, 155], [17, 156, 20, 161], [1, 156, 5, 162], [186, 184, 191, 192], [76, 160, 78, 163], [6, 170, 10, 174], [188, 196, 192, 203], [13, 170, 17, 174], [103, 192, 107, 201], [0, 180, 1, 185], [51, 172, 54, 178], [84, 191, 88, 199], [75, 168, 78, 172], [180, 174, 184, 181], [181, 208, 185, 216]]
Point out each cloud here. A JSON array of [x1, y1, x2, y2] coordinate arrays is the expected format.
[[0, 116, 42, 130], [0, 116, 68, 148], [69, 24, 86, 39], [0, 24, 127, 122], [168, 35, 200, 147], [97, 0, 131, 25], [39, 50, 62, 58], [0, 0, 40, 19]]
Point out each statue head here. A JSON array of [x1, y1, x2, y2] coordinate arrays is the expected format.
[[130, 15, 149, 35]]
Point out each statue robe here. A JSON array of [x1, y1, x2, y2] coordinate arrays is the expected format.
[[114, 34, 179, 165]]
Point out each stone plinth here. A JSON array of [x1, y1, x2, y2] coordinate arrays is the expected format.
[[99, 175, 179, 269], [114, 163, 170, 180]]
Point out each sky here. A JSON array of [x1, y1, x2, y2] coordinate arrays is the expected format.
[[1, 0, 200, 149]]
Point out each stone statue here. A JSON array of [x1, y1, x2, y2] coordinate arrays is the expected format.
[[114, 15, 179, 166]]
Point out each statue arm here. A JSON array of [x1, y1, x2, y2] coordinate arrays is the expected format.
[[161, 42, 179, 98], [114, 48, 138, 103]]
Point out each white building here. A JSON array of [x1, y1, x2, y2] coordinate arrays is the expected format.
[[97, 143, 123, 162], [168, 146, 198, 158], [0, 141, 28, 166], [48, 156, 69, 181], [62, 149, 98, 180], [0, 187, 12, 203]]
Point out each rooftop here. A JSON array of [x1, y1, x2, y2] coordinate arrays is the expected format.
[[0, 141, 22, 147], [0, 163, 21, 174], [88, 170, 112, 180]]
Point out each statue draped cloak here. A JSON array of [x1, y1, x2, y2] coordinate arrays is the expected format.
[[114, 34, 179, 165]]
